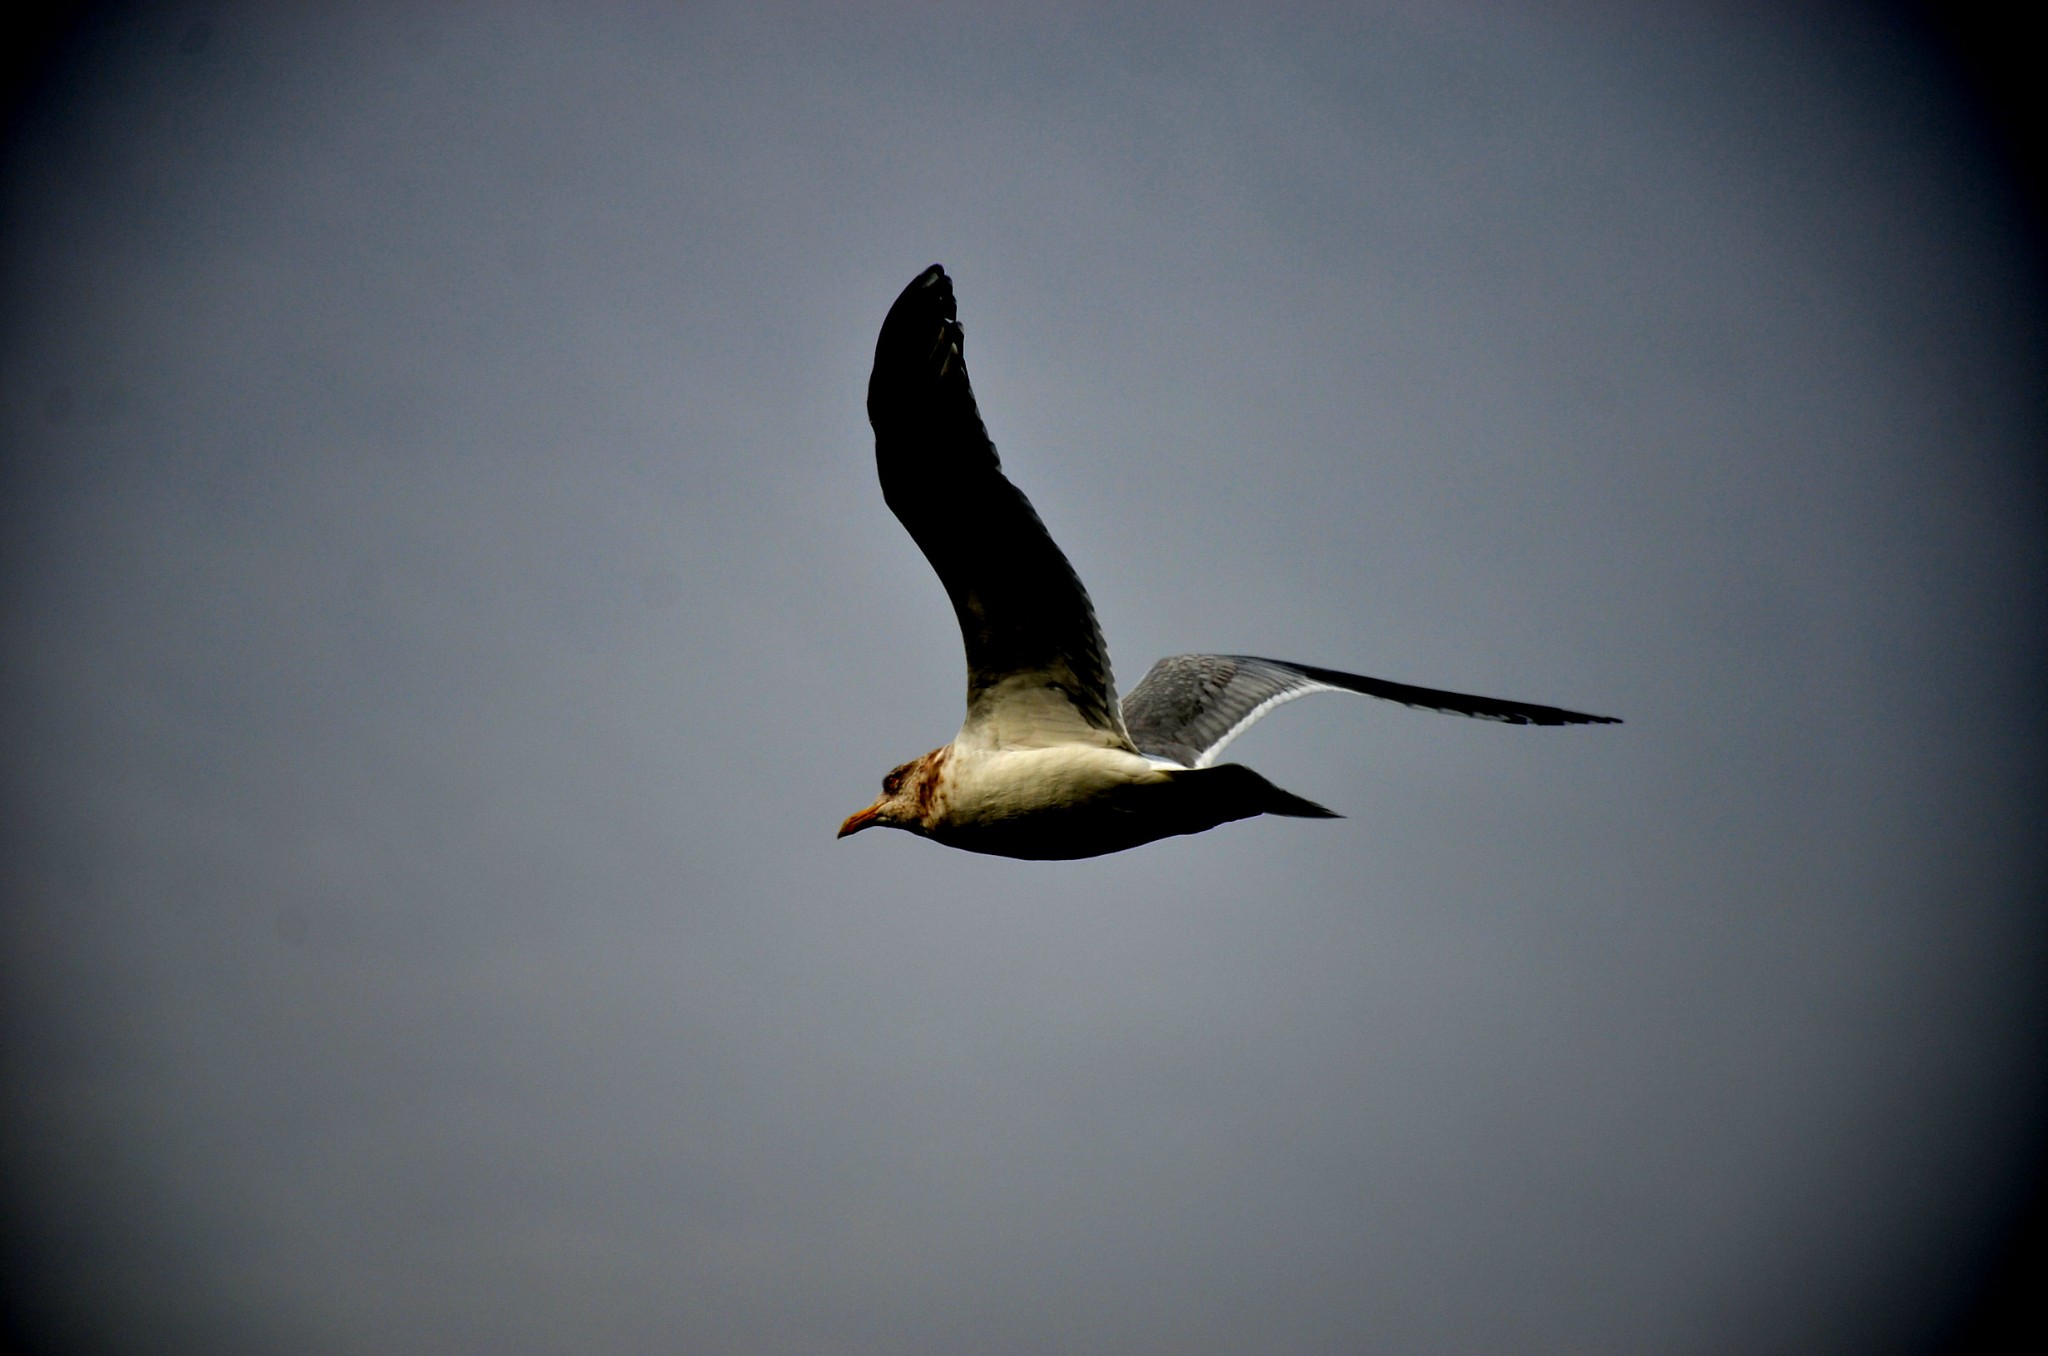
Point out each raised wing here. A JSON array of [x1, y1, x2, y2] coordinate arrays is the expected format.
[[867, 266, 1132, 751], [1122, 654, 1621, 768]]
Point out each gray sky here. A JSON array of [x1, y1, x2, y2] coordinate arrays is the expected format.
[[3, 4, 2043, 1353]]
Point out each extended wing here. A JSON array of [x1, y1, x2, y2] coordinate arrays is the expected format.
[[867, 266, 1133, 752], [1122, 654, 1621, 768]]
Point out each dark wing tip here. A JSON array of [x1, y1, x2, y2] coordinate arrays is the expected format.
[[884, 265, 955, 330], [870, 265, 970, 428], [1529, 709, 1623, 727], [1511, 709, 1623, 727], [1275, 658, 1621, 729]]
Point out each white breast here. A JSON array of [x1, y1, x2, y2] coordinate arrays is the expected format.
[[936, 743, 1172, 827]]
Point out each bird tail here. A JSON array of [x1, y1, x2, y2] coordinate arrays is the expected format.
[[1260, 782, 1342, 819], [1190, 763, 1342, 821]]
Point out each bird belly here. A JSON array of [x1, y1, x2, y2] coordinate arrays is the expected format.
[[923, 746, 1231, 860], [937, 746, 1162, 819]]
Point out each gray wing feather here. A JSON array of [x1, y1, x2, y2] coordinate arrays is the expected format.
[[1122, 654, 1621, 768], [867, 266, 1130, 745]]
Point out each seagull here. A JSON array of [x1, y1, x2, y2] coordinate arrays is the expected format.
[[838, 265, 1618, 860]]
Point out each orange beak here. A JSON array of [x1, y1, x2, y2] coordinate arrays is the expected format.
[[837, 802, 884, 838]]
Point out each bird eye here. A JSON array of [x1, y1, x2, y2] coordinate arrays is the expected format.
[[882, 771, 902, 795]]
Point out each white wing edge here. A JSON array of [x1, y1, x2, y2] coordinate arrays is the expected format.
[[1189, 681, 1338, 768]]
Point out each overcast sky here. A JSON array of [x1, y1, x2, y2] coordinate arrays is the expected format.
[[3, 4, 2044, 1353]]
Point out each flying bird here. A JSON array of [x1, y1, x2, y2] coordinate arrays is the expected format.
[[839, 265, 1618, 860]]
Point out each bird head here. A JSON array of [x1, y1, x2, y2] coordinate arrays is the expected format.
[[837, 751, 942, 840]]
